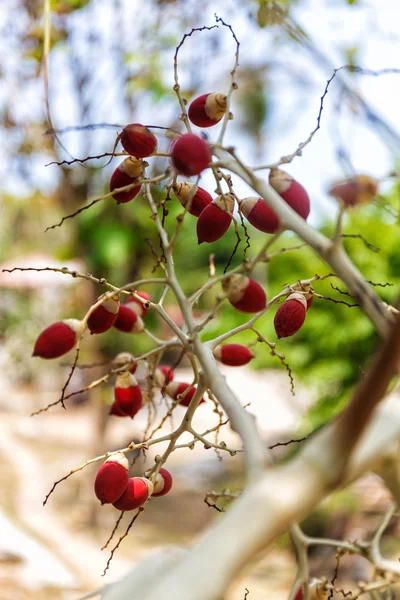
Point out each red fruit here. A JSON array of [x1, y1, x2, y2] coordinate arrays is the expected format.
[[144, 467, 173, 497], [94, 453, 129, 505], [306, 295, 314, 309], [170, 133, 211, 176], [269, 169, 310, 220], [88, 295, 120, 334], [222, 275, 267, 314], [188, 92, 228, 128], [114, 305, 144, 333], [166, 381, 205, 408], [213, 344, 255, 367], [328, 175, 378, 207], [120, 123, 157, 158], [239, 197, 279, 234], [155, 365, 174, 387], [128, 291, 151, 318], [109, 401, 127, 417], [112, 477, 153, 511], [110, 157, 142, 204], [172, 182, 212, 217], [32, 319, 81, 359], [197, 194, 235, 244], [274, 293, 307, 339], [112, 352, 137, 374], [114, 372, 143, 417]]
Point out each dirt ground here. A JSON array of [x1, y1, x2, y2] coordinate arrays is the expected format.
[[1, 367, 399, 600]]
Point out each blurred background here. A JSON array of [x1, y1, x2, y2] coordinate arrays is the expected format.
[[1, 0, 400, 598]]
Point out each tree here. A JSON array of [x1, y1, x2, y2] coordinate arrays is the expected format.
[[4, 2, 400, 599]]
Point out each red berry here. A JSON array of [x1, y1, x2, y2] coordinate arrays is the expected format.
[[32, 319, 81, 359], [172, 182, 212, 217], [109, 401, 127, 417], [222, 275, 267, 314], [155, 365, 174, 387], [188, 92, 227, 128], [94, 453, 129, 505], [145, 467, 173, 497], [170, 133, 211, 176], [114, 305, 144, 333], [196, 194, 235, 244], [213, 344, 255, 366], [120, 123, 157, 158], [166, 381, 205, 407], [239, 197, 279, 234], [88, 295, 119, 334], [112, 477, 153, 511], [274, 293, 307, 339], [114, 372, 143, 418], [110, 157, 142, 204], [328, 175, 378, 207], [269, 169, 310, 220]]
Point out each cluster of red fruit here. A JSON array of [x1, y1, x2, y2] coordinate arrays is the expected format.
[[109, 91, 310, 246], [94, 453, 173, 511]]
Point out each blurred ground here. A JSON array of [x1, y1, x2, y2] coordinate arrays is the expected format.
[[0, 366, 398, 600]]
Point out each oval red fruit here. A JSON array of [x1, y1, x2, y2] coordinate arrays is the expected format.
[[109, 401, 127, 417], [170, 133, 211, 176], [239, 197, 280, 234], [173, 182, 212, 217], [114, 372, 143, 417], [188, 92, 227, 128], [274, 293, 307, 339], [222, 275, 267, 314], [166, 381, 205, 407], [94, 453, 129, 505], [197, 194, 235, 244], [145, 467, 173, 497], [110, 157, 143, 204], [112, 477, 153, 511], [88, 295, 120, 334], [213, 344, 255, 366], [32, 319, 81, 359], [328, 175, 378, 207], [155, 365, 174, 387], [120, 123, 157, 158], [269, 169, 310, 220]]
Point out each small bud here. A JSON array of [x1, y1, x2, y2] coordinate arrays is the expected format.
[[172, 182, 212, 217], [239, 197, 279, 234], [188, 92, 228, 128], [127, 291, 151, 318], [114, 372, 143, 418], [213, 344, 255, 366], [110, 157, 143, 204], [87, 295, 120, 334], [94, 453, 129, 505], [274, 293, 307, 339], [222, 275, 267, 314], [196, 194, 235, 244], [269, 169, 310, 220], [154, 365, 174, 387], [144, 467, 173, 497], [120, 123, 157, 158], [328, 174, 378, 207], [166, 381, 205, 407], [112, 477, 153, 511], [32, 319, 81, 359], [170, 133, 211, 176], [112, 352, 137, 374]]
